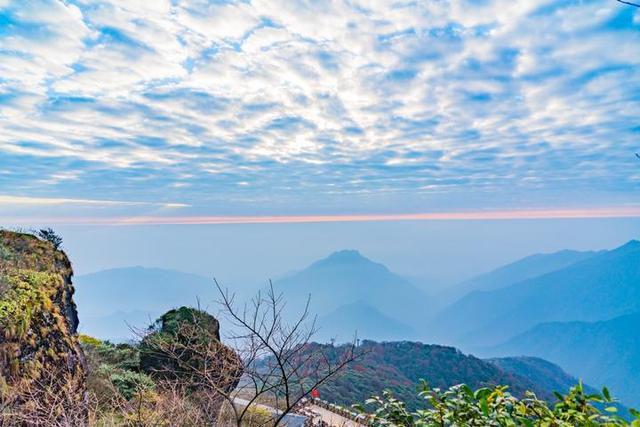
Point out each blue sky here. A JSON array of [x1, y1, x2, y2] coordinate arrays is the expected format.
[[0, 0, 639, 223]]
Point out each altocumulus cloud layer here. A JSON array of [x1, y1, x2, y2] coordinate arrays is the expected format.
[[0, 0, 639, 219]]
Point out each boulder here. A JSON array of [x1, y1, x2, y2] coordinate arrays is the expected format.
[[140, 306, 242, 394]]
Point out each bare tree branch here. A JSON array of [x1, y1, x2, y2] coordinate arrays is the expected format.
[[123, 278, 365, 426], [616, 0, 640, 7]]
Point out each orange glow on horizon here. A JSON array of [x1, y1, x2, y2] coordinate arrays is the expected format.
[[3, 206, 640, 225]]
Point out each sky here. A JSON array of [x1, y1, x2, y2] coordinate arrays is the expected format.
[[0, 1, 639, 282]]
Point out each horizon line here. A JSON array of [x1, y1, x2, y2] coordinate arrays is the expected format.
[[3, 206, 640, 226]]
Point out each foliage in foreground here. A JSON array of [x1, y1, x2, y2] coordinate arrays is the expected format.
[[356, 381, 640, 427]]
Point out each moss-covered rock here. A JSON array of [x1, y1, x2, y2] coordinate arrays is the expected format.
[[140, 307, 242, 393], [0, 230, 87, 424]]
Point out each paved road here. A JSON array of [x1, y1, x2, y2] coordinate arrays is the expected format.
[[232, 397, 364, 427], [307, 405, 365, 427], [232, 397, 306, 427], [232, 397, 282, 414]]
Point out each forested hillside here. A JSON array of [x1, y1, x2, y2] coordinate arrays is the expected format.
[[310, 341, 574, 410]]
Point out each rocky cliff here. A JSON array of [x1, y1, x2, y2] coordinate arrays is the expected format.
[[0, 230, 87, 425]]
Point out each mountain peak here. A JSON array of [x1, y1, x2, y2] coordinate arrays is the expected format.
[[311, 249, 385, 270], [617, 239, 640, 252], [325, 249, 367, 262]]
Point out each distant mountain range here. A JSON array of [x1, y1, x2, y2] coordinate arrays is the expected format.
[[75, 267, 217, 340], [429, 240, 640, 347], [439, 249, 601, 304], [274, 250, 433, 334], [489, 311, 640, 407], [79, 310, 155, 343], [316, 301, 415, 342], [74, 242, 640, 409], [74, 251, 430, 342], [311, 341, 588, 410]]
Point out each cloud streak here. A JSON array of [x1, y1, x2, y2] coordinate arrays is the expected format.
[[0, 195, 189, 208]]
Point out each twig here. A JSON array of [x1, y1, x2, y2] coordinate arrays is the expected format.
[[616, 0, 640, 7]]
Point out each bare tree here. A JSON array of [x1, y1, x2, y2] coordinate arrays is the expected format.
[[137, 307, 243, 425], [0, 372, 89, 427], [140, 281, 362, 427], [95, 379, 213, 427], [215, 280, 362, 427]]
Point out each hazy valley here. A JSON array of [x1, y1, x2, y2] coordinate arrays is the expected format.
[[73, 239, 640, 410]]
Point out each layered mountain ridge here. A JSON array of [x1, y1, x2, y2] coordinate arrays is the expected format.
[[429, 240, 640, 347], [274, 249, 433, 334]]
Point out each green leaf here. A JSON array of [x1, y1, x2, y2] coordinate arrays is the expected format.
[[480, 397, 489, 417], [461, 384, 474, 399], [475, 387, 491, 400], [602, 386, 611, 401], [521, 419, 534, 427]]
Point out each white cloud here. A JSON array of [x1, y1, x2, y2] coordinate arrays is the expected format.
[[181, 1, 259, 41], [0, 1, 90, 91], [0, 0, 638, 212]]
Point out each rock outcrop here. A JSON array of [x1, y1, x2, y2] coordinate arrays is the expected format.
[[140, 306, 243, 423], [140, 306, 243, 393], [0, 230, 87, 425]]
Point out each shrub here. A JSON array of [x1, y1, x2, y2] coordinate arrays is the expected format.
[[79, 334, 102, 347], [243, 405, 274, 427], [103, 367, 155, 400], [355, 381, 640, 426]]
